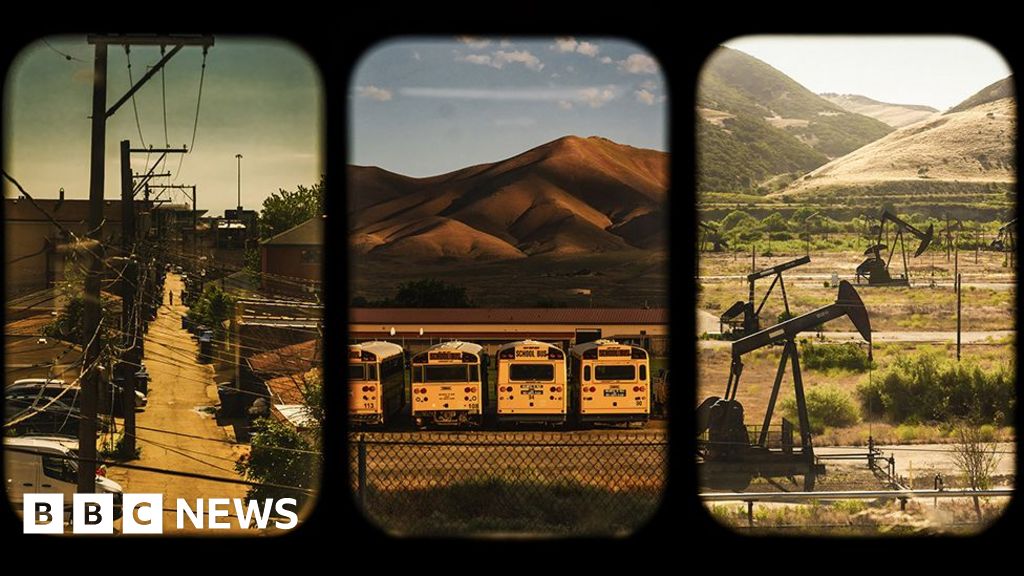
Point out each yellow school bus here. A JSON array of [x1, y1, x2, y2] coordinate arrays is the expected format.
[[569, 339, 650, 425], [495, 340, 567, 426], [410, 341, 488, 427], [349, 341, 405, 426]]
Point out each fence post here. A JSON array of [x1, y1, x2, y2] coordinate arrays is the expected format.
[[357, 433, 367, 508], [747, 501, 754, 527]]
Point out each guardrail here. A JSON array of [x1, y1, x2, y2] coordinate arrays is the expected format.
[[701, 488, 1014, 527]]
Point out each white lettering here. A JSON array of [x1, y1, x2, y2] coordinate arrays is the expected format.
[[234, 498, 274, 529], [274, 498, 299, 529], [207, 498, 231, 529], [176, 498, 204, 529]]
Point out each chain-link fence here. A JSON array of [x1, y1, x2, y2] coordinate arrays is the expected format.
[[349, 431, 667, 536]]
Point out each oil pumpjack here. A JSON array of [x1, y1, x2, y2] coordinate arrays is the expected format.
[[856, 209, 934, 286], [698, 280, 872, 491], [699, 221, 728, 253], [719, 256, 810, 339]]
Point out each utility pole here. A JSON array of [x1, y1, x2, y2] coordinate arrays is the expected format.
[[236, 153, 243, 211], [119, 140, 138, 456], [79, 34, 213, 494], [79, 40, 107, 494]]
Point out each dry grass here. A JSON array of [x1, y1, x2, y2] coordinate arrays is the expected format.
[[697, 342, 1016, 445]]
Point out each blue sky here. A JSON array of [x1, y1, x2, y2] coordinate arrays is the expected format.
[[349, 37, 668, 177], [725, 36, 1012, 112], [4, 36, 322, 216]]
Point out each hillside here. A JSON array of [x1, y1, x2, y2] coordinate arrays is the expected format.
[[776, 97, 1016, 201], [348, 135, 668, 263], [820, 93, 939, 128], [698, 47, 893, 193], [947, 76, 1014, 114]]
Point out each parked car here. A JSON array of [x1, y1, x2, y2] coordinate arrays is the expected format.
[[4, 436, 123, 521], [6, 378, 146, 411], [5, 395, 84, 436]]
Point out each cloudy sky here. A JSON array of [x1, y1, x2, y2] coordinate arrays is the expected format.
[[725, 36, 1012, 112], [350, 37, 668, 177], [3, 36, 322, 216]]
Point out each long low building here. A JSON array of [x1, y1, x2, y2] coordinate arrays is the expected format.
[[348, 308, 669, 356]]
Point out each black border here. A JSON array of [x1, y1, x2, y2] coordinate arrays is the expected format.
[[0, 20, 1018, 555]]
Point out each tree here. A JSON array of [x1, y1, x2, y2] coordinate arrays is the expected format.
[[235, 369, 322, 510], [188, 285, 236, 338], [392, 279, 473, 307], [258, 176, 325, 240], [763, 212, 788, 233], [43, 294, 118, 352], [950, 421, 1002, 522], [720, 210, 753, 232]]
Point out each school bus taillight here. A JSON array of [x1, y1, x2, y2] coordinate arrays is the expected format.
[[464, 386, 473, 393], [548, 349, 563, 360]]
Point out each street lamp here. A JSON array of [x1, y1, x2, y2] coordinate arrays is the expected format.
[[235, 153, 243, 211]]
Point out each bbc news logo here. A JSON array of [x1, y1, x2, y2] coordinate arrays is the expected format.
[[24, 494, 299, 534]]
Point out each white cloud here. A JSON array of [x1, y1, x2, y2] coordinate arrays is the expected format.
[[413, 51, 421, 61], [640, 80, 657, 91], [457, 36, 491, 49], [499, 38, 513, 47], [618, 53, 659, 74], [399, 85, 619, 109], [553, 37, 600, 58], [578, 86, 616, 108], [634, 88, 656, 105], [577, 41, 600, 57], [599, 56, 613, 64], [493, 50, 544, 71], [460, 54, 493, 66], [554, 37, 578, 53], [457, 49, 544, 71], [356, 85, 393, 102]]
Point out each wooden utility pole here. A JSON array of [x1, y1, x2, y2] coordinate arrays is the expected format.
[[79, 41, 107, 493], [78, 34, 213, 493], [119, 140, 138, 455]]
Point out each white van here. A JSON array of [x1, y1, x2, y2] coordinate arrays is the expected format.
[[4, 437, 124, 521]]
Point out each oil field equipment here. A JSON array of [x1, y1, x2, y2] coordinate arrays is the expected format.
[[990, 217, 1016, 268], [699, 221, 728, 253], [938, 215, 963, 263], [720, 256, 810, 339], [856, 209, 934, 286], [698, 280, 872, 491]]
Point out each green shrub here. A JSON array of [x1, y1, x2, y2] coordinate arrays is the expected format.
[[857, 352, 1014, 425], [782, 385, 859, 434], [800, 340, 871, 372]]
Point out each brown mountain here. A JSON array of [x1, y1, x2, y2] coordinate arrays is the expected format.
[[349, 136, 668, 262]]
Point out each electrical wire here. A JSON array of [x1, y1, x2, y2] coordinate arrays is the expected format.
[[123, 47, 147, 149], [41, 39, 88, 63], [174, 47, 208, 182], [3, 445, 315, 495]]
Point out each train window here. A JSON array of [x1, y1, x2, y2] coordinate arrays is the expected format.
[[349, 364, 365, 380], [509, 364, 554, 381], [595, 365, 636, 381], [583, 366, 591, 382], [424, 365, 468, 382], [367, 364, 378, 381], [640, 365, 647, 381]]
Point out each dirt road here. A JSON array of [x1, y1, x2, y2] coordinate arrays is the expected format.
[[107, 273, 250, 533]]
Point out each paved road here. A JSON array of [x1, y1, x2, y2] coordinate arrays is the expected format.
[[818, 444, 1016, 479], [107, 273, 250, 533]]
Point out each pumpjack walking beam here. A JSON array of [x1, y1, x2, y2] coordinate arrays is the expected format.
[[858, 209, 934, 286]]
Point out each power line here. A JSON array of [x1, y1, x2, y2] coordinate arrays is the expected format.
[[174, 47, 208, 182], [4, 445, 315, 495], [41, 39, 88, 63], [123, 47, 147, 149]]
